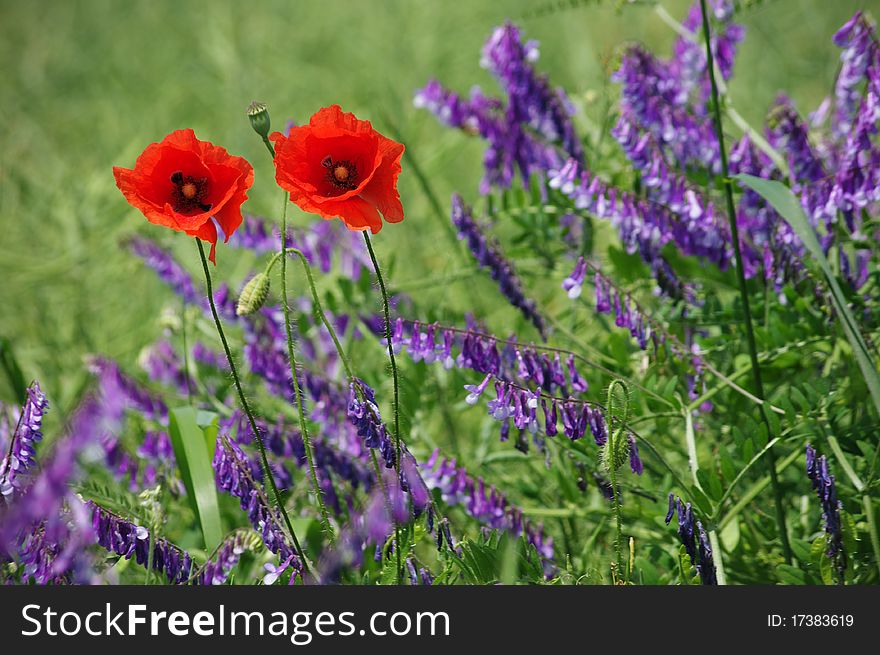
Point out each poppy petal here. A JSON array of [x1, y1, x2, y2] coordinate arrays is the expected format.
[[359, 137, 405, 222]]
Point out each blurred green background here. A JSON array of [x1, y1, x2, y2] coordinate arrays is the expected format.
[[0, 0, 866, 417]]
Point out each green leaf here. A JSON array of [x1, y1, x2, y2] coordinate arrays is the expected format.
[[735, 174, 880, 416], [790, 539, 812, 565], [169, 406, 223, 551], [776, 564, 808, 584]]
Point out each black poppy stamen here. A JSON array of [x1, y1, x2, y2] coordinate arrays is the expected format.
[[169, 170, 212, 213], [322, 156, 358, 191]]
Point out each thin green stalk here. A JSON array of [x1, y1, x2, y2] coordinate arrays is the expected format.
[[194, 239, 309, 574], [274, 196, 334, 542], [699, 0, 792, 564], [362, 231, 404, 584]]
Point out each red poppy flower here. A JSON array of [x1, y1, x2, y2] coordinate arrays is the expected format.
[[113, 129, 254, 263], [270, 105, 405, 233]]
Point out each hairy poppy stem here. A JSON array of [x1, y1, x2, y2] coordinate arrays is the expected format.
[[194, 238, 310, 575], [698, 0, 792, 565], [363, 231, 404, 584], [276, 197, 335, 543]]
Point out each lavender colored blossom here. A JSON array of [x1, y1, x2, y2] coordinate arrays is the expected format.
[[89, 502, 194, 584], [423, 448, 553, 564], [480, 22, 583, 164], [0, 402, 103, 584], [347, 379, 396, 470], [140, 339, 194, 397], [221, 410, 372, 493], [213, 436, 301, 575], [805, 444, 845, 572], [415, 20, 585, 193], [129, 237, 237, 320], [228, 214, 369, 280], [0, 382, 49, 500], [665, 494, 717, 585], [198, 535, 256, 585], [452, 194, 547, 338]]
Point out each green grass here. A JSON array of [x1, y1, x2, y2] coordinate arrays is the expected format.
[[0, 0, 864, 422]]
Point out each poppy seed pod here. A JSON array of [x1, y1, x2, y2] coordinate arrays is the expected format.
[[247, 101, 271, 139]]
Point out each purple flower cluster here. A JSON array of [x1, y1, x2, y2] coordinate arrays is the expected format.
[[480, 22, 583, 164], [89, 501, 194, 584], [805, 444, 845, 569], [415, 22, 580, 192], [0, 382, 49, 500], [389, 318, 589, 397], [549, 158, 695, 299], [451, 194, 547, 338], [612, 116, 730, 268], [422, 448, 553, 563], [665, 494, 717, 585], [213, 435, 301, 575], [140, 339, 194, 397], [194, 530, 255, 585], [480, 377, 609, 448], [0, 394, 103, 584], [612, 2, 743, 172], [129, 236, 237, 321], [228, 214, 369, 280], [347, 379, 396, 470], [221, 409, 373, 509]]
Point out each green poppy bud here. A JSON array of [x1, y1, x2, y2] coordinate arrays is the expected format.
[[236, 272, 270, 316], [247, 101, 271, 139]]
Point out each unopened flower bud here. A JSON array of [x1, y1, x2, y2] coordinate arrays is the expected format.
[[236, 272, 270, 316], [247, 101, 271, 139]]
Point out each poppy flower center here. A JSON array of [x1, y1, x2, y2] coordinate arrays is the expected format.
[[322, 156, 358, 191], [170, 171, 212, 214]]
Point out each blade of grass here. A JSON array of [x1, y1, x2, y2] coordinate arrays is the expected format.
[[169, 406, 223, 551]]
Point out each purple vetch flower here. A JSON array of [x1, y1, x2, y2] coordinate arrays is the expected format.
[[139, 340, 194, 397], [192, 342, 229, 370], [628, 433, 643, 476], [221, 409, 372, 494], [665, 494, 717, 585], [480, 22, 583, 164], [0, 404, 104, 584], [213, 435, 301, 574], [548, 158, 692, 300], [451, 194, 547, 338], [89, 501, 194, 584], [129, 236, 201, 306], [390, 320, 590, 398], [347, 379, 396, 470], [805, 444, 846, 573], [400, 451, 431, 516], [561, 257, 588, 299], [0, 382, 49, 500], [611, 117, 730, 269], [87, 356, 167, 422], [423, 448, 554, 567], [129, 237, 237, 321], [228, 214, 369, 280], [464, 373, 493, 405], [696, 521, 718, 585], [415, 21, 579, 194], [832, 12, 878, 143]]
